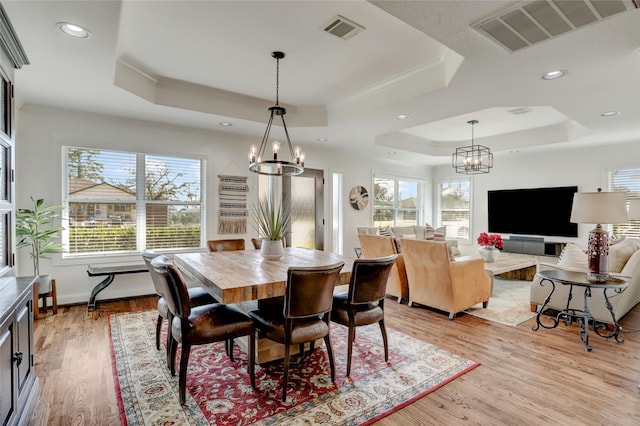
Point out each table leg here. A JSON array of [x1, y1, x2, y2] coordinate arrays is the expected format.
[[32, 280, 39, 320], [594, 288, 625, 343], [580, 287, 593, 351], [532, 278, 558, 331], [88, 274, 115, 311]]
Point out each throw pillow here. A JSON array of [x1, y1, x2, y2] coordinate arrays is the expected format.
[[434, 226, 446, 241], [620, 249, 640, 276], [446, 240, 461, 259], [424, 223, 435, 240], [609, 238, 638, 273], [377, 226, 393, 237], [557, 243, 588, 269]]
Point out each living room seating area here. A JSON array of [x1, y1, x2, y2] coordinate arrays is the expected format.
[[530, 238, 640, 324]]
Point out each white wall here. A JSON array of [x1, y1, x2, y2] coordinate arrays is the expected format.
[[15, 104, 430, 305], [433, 141, 640, 255]]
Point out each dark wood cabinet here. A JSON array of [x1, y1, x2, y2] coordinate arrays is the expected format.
[[0, 276, 37, 426]]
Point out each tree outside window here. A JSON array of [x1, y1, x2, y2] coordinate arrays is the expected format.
[[64, 147, 204, 255], [373, 177, 420, 227]]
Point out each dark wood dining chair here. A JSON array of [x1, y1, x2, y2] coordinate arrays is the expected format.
[[208, 238, 245, 251], [151, 255, 256, 404], [142, 249, 215, 355], [331, 254, 397, 376], [249, 261, 345, 402]]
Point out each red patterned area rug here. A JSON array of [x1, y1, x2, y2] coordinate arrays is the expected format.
[[110, 310, 479, 425]]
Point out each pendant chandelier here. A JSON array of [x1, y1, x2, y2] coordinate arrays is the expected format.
[[451, 120, 493, 174], [248, 51, 304, 176]]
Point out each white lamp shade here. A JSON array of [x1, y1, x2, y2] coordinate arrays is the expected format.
[[570, 191, 628, 224], [629, 199, 640, 220]]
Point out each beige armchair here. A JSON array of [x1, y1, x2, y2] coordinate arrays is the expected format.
[[357, 234, 409, 303], [401, 239, 493, 319]]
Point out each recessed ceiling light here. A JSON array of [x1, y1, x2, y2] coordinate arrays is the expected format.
[[57, 22, 90, 38], [219, 121, 232, 126], [317, 138, 327, 142], [600, 111, 620, 117], [542, 70, 566, 80], [387, 151, 397, 155], [395, 114, 409, 120]]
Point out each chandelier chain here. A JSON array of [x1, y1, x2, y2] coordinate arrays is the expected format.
[[275, 56, 279, 106]]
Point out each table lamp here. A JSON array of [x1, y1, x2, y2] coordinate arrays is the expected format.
[[570, 188, 628, 283]]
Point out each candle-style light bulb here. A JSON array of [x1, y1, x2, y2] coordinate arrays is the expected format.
[[300, 152, 305, 167], [248, 144, 257, 163], [272, 140, 280, 160]]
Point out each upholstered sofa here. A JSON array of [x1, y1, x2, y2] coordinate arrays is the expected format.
[[357, 225, 461, 257], [530, 238, 640, 324], [357, 225, 429, 239]]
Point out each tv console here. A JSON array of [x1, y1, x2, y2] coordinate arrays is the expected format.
[[502, 236, 565, 256]]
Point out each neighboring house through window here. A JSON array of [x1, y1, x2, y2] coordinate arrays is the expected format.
[[438, 178, 471, 241], [373, 177, 421, 227], [63, 146, 204, 256]]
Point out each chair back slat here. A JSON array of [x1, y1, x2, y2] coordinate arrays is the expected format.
[[142, 249, 165, 298], [151, 255, 191, 319], [285, 262, 344, 319], [349, 255, 398, 304], [208, 239, 245, 252]]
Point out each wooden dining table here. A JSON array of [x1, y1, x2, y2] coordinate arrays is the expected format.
[[174, 247, 355, 363], [174, 247, 354, 304]]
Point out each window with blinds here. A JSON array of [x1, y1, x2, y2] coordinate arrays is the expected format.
[[373, 177, 420, 227], [438, 178, 471, 241], [64, 146, 203, 255], [609, 168, 640, 239]]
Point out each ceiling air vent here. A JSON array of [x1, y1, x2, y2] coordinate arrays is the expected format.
[[324, 15, 365, 40], [472, 0, 638, 52], [509, 107, 533, 115]]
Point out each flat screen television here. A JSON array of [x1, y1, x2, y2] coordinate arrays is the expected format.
[[488, 186, 578, 238]]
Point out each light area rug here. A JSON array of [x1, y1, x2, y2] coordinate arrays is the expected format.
[[465, 278, 537, 326], [110, 310, 479, 425]]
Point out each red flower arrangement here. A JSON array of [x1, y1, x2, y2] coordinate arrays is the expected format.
[[477, 232, 504, 249]]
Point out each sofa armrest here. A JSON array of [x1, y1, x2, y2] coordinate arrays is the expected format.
[[537, 262, 585, 274]]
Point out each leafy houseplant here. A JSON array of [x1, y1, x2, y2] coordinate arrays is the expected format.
[[16, 197, 65, 288], [251, 197, 291, 260]]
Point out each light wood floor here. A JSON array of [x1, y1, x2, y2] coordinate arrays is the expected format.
[[29, 295, 640, 425]]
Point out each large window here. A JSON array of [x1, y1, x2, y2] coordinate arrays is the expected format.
[[438, 178, 471, 241], [373, 177, 420, 227], [609, 168, 640, 239], [64, 147, 204, 256]]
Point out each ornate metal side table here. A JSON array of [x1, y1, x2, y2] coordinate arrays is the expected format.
[[532, 269, 627, 351]]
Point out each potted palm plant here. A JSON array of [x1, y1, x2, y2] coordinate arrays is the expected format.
[[251, 196, 291, 260], [16, 197, 65, 292]]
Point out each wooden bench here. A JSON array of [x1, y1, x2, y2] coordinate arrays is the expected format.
[[86, 264, 149, 311]]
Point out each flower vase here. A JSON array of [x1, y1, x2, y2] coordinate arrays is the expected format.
[[479, 246, 500, 263], [260, 239, 284, 260]]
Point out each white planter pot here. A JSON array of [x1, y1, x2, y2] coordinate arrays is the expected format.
[[260, 239, 284, 260], [479, 247, 500, 263], [37, 274, 52, 294]]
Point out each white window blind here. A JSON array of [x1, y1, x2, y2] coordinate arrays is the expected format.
[[609, 168, 640, 239], [438, 178, 471, 241], [64, 146, 203, 255]]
